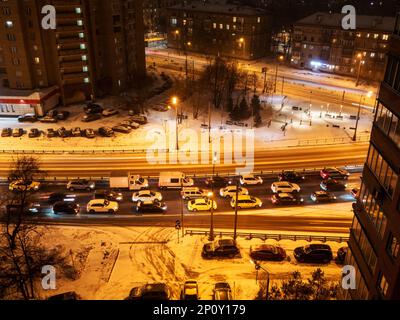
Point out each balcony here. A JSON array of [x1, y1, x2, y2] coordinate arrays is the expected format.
[[62, 72, 88, 80], [58, 48, 87, 57]]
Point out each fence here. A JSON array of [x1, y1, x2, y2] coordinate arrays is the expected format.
[[297, 135, 370, 146], [185, 229, 349, 243]]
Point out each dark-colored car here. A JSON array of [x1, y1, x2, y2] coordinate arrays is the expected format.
[[202, 239, 239, 259], [127, 283, 170, 300], [84, 103, 103, 114], [320, 179, 347, 191], [294, 244, 333, 263], [213, 282, 232, 300], [58, 127, 72, 138], [181, 280, 199, 300], [72, 127, 82, 137], [28, 128, 41, 138], [250, 244, 286, 261], [310, 191, 336, 202], [135, 200, 167, 214], [205, 176, 231, 188], [12, 128, 24, 137], [278, 170, 306, 182], [46, 192, 76, 205], [18, 113, 38, 122], [1, 128, 12, 137], [47, 128, 58, 138], [320, 167, 350, 180], [112, 125, 132, 134], [94, 190, 123, 202], [129, 115, 148, 125], [57, 111, 70, 120], [98, 127, 114, 137], [82, 113, 102, 122], [336, 247, 348, 264], [271, 193, 304, 205], [84, 128, 96, 138], [48, 291, 80, 300], [53, 201, 80, 215]]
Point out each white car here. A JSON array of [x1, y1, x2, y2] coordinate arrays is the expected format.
[[271, 181, 301, 194], [86, 199, 118, 213], [219, 186, 249, 198], [102, 108, 119, 117], [187, 198, 217, 212], [132, 190, 163, 202], [239, 174, 263, 186]]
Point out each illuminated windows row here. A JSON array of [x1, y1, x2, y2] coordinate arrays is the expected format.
[[374, 102, 400, 149]]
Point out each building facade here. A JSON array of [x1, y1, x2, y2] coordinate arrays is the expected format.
[[342, 12, 400, 300], [166, 0, 271, 60], [143, 0, 182, 33], [291, 12, 395, 82], [0, 0, 145, 111]]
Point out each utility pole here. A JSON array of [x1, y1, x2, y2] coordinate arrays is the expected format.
[[233, 179, 239, 241], [274, 63, 278, 93], [180, 178, 184, 237], [208, 102, 212, 144], [281, 76, 285, 96], [262, 67, 267, 94], [356, 58, 364, 87], [352, 95, 364, 141], [208, 152, 217, 241]]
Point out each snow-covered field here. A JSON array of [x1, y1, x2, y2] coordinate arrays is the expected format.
[[37, 226, 346, 300]]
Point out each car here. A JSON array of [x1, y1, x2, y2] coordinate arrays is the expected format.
[[271, 181, 301, 194], [294, 244, 333, 263], [9, 180, 41, 192], [181, 187, 211, 200], [213, 282, 232, 300], [56, 111, 70, 120], [17, 113, 38, 122], [219, 186, 248, 198], [84, 103, 103, 114], [320, 167, 350, 180], [46, 128, 58, 138], [57, 127, 72, 138], [320, 179, 347, 191], [250, 244, 287, 261], [28, 128, 41, 138], [132, 190, 163, 202], [45, 192, 77, 205], [202, 239, 239, 259], [336, 247, 348, 264], [187, 198, 217, 212], [271, 193, 304, 205], [98, 127, 114, 137], [278, 170, 305, 182], [135, 200, 167, 214], [82, 113, 102, 122], [181, 280, 199, 300], [53, 201, 80, 215], [230, 195, 262, 209], [310, 191, 336, 202], [46, 109, 59, 118], [120, 120, 140, 129], [84, 128, 96, 138], [94, 190, 123, 202], [12, 128, 24, 137], [239, 174, 263, 185], [48, 291, 80, 300], [351, 188, 359, 198], [40, 112, 58, 123], [205, 176, 231, 188], [67, 179, 95, 191], [127, 283, 170, 300], [112, 125, 132, 134], [129, 115, 148, 124], [102, 108, 119, 117], [86, 199, 118, 213], [71, 127, 82, 137], [1, 128, 12, 137], [4, 200, 42, 215]]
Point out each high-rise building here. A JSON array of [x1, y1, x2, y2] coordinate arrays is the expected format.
[[0, 0, 145, 110], [342, 12, 400, 300]]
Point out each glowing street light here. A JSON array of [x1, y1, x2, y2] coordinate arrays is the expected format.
[[171, 96, 179, 151]]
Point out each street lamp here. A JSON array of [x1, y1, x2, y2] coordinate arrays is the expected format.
[[355, 53, 365, 87], [352, 94, 365, 141], [208, 152, 218, 241], [250, 259, 270, 300], [274, 55, 284, 93], [171, 96, 179, 151]]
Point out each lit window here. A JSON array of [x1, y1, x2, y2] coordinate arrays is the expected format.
[[370, 52, 375, 57], [374, 33, 379, 39], [366, 33, 370, 38], [81, 55, 87, 61], [80, 43, 86, 49], [213, 23, 216, 29], [382, 34, 389, 40], [378, 274, 389, 296], [84, 77, 90, 83], [77, 20, 83, 26], [82, 66, 88, 72], [219, 23, 223, 29], [226, 24, 230, 30], [356, 33, 361, 37], [171, 18, 177, 26], [387, 235, 399, 259], [303, 44, 307, 49], [5, 20, 13, 28], [33, 45, 38, 51], [233, 17, 237, 23], [34, 57, 40, 64], [79, 32, 84, 39], [75, 7, 81, 14], [257, 17, 261, 23]]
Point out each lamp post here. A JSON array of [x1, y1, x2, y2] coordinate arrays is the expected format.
[[352, 94, 364, 141], [250, 259, 270, 300], [172, 96, 179, 150], [274, 55, 284, 93], [208, 152, 217, 241], [355, 53, 365, 87]]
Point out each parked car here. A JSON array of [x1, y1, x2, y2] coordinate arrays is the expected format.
[[98, 127, 114, 137], [336, 247, 348, 264], [134, 200, 167, 214], [53, 201, 80, 215], [127, 283, 170, 300], [84, 103, 103, 114], [230, 195, 262, 209], [86, 199, 118, 214], [239, 174, 263, 186], [46, 109, 59, 118], [57, 127, 72, 138], [278, 170, 305, 182], [181, 187, 211, 200], [18, 113, 37, 122], [46, 192, 76, 205], [102, 108, 119, 117], [71, 127, 82, 137], [205, 176, 231, 188], [1, 128, 12, 137], [320, 179, 347, 191], [132, 190, 163, 202], [129, 115, 148, 124], [48, 291, 80, 300], [294, 244, 333, 263], [120, 120, 140, 129], [187, 198, 217, 212], [67, 179, 95, 191], [12, 128, 24, 137], [310, 191, 336, 203], [202, 238, 239, 259], [82, 113, 102, 122], [40, 115, 58, 123], [320, 167, 350, 180], [250, 244, 287, 261], [9, 180, 41, 192], [271, 181, 301, 194], [46, 128, 58, 138], [57, 111, 70, 120], [213, 282, 232, 300], [271, 193, 303, 205], [181, 280, 199, 300], [84, 128, 96, 138], [28, 128, 41, 138], [5, 200, 42, 215], [219, 186, 248, 198], [112, 125, 131, 134]]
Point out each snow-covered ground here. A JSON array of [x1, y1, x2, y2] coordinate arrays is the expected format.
[[37, 226, 346, 300]]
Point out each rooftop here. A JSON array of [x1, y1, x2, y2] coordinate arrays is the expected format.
[[296, 12, 395, 31]]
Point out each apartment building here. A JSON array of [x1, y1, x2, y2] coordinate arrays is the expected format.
[[291, 12, 395, 82], [166, 0, 271, 60], [341, 12, 400, 300]]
